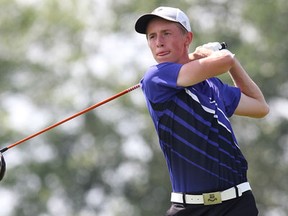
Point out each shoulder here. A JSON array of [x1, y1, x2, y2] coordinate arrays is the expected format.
[[141, 62, 184, 103], [142, 62, 183, 88], [144, 62, 182, 79]]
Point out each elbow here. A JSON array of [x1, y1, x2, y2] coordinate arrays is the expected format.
[[256, 103, 270, 118], [262, 103, 270, 117], [222, 50, 235, 66]]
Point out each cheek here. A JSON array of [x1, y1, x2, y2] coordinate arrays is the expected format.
[[147, 40, 154, 50], [177, 39, 188, 52], [171, 42, 185, 54], [148, 41, 157, 55]]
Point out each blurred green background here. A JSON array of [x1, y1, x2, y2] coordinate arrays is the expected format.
[[0, 0, 287, 215]]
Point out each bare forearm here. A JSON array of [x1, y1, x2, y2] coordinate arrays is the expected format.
[[178, 50, 234, 87], [229, 58, 264, 100], [230, 58, 269, 117]]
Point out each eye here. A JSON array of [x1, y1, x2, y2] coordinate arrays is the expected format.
[[148, 34, 155, 40], [164, 31, 171, 36]]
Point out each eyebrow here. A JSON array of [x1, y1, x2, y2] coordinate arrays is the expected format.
[[147, 28, 172, 37]]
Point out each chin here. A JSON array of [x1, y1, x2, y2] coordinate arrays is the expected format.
[[156, 56, 171, 63]]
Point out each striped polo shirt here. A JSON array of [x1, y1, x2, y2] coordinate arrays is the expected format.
[[141, 62, 248, 194]]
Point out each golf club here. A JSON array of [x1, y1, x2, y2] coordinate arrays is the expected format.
[[0, 83, 140, 181]]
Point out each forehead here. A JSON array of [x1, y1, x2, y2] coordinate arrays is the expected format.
[[146, 17, 179, 34]]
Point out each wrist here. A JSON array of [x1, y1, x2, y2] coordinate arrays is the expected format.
[[189, 48, 213, 61], [221, 49, 235, 58], [188, 52, 198, 61]]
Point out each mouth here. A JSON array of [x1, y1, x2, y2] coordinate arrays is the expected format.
[[156, 51, 170, 57]]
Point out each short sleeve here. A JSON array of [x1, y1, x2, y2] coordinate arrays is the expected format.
[[218, 80, 241, 117], [141, 62, 184, 103]]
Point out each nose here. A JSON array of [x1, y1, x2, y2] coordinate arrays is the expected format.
[[156, 35, 164, 48]]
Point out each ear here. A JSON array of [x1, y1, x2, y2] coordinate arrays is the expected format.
[[185, 32, 193, 48]]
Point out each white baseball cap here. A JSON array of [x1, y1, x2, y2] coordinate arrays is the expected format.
[[135, 6, 191, 34]]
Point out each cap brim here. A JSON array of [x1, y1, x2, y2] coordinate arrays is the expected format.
[[135, 14, 177, 34], [135, 14, 158, 34]]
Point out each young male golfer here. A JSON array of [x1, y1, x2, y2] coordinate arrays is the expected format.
[[135, 6, 269, 216]]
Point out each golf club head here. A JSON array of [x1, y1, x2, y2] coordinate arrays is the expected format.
[[0, 153, 6, 181]]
